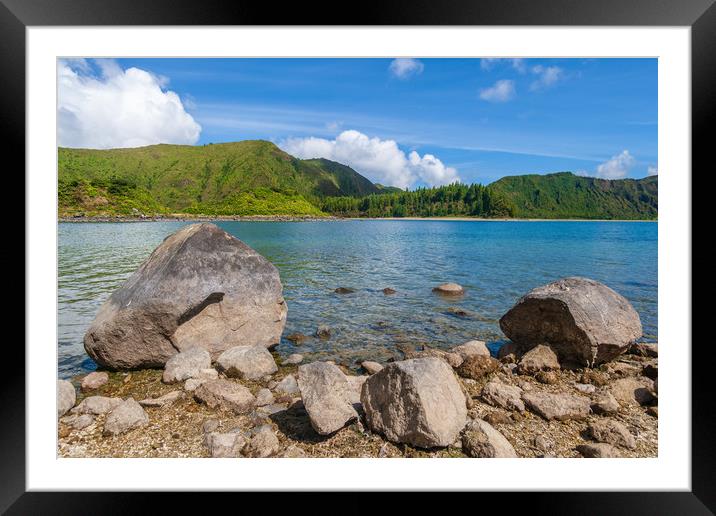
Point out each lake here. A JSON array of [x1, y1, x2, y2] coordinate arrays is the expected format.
[[58, 220, 658, 379]]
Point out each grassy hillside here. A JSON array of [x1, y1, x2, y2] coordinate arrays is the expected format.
[[488, 172, 658, 219], [58, 140, 378, 217]]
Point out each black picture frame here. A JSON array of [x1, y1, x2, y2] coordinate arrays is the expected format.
[[4, 0, 711, 513]]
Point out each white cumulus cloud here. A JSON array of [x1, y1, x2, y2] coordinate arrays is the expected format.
[[595, 150, 636, 179], [479, 79, 516, 102], [389, 58, 424, 79], [280, 130, 459, 189], [530, 65, 563, 91], [58, 59, 201, 149], [647, 166, 658, 176], [481, 58, 526, 73]]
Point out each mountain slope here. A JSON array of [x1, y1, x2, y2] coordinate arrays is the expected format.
[[58, 140, 379, 216], [488, 172, 658, 219]]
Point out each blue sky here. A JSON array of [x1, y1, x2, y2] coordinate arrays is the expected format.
[[58, 57, 657, 187]]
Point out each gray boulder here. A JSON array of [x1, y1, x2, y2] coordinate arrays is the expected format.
[[162, 347, 211, 384], [103, 398, 149, 436], [84, 223, 288, 369], [216, 345, 278, 380], [499, 277, 642, 366], [58, 380, 76, 418], [297, 362, 358, 435], [244, 425, 281, 458], [462, 418, 518, 458], [194, 379, 256, 414], [255, 388, 274, 407], [522, 391, 591, 421], [360, 358, 467, 448]]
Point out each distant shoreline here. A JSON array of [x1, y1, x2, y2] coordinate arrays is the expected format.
[[58, 215, 658, 223]]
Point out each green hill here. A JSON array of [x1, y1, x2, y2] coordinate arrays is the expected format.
[[58, 140, 379, 217], [488, 172, 658, 219]]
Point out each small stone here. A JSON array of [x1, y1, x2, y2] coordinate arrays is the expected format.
[[461, 418, 517, 458], [591, 392, 620, 415], [205, 432, 246, 458], [70, 414, 95, 430], [72, 396, 122, 415], [517, 344, 560, 375], [282, 445, 307, 458], [123, 373, 132, 384], [457, 355, 500, 380], [378, 442, 391, 457], [481, 381, 525, 412], [255, 388, 274, 407], [522, 391, 591, 421], [194, 379, 256, 414], [198, 368, 219, 380], [184, 378, 206, 392], [58, 380, 76, 418], [609, 361, 642, 377], [81, 371, 109, 391], [315, 325, 332, 339], [588, 419, 636, 449], [577, 443, 622, 458], [58, 425, 71, 438], [483, 411, 512, 425], [202, 419, 220, 433], [139, 390, 183, 408], [432, 283, 464, 295], [216, 345, 278, 381], [581, 369, 609, 386], [628, 342, 658, 357], [244, 425, 280, 458], [283, 353, 304, 365], [647, 406, 658, 417], [257, 403, 288, 416], [361, 361, 384, 375], [609, 377, 655, 406], [574, 383, 596, 394], [535, 371, 559, 384], [534, 435, 552, 453], [162, 347, 212, 384], [103, 399, 149, 436], [451, 340, 490, 360], [274, 374, 300, 395]]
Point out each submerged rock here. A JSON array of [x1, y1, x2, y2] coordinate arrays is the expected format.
[[285, 333, 310, 344], [382, 288, 397, 295], [462, 418, 518, 458], [432, 283, 464, 296], [81, 371, 109, 391], [361, 358, 467, 448], [216, 345, 278, 381], [334, 287, 355, 294], [84, 223, 288, 369], [58, 380, 76, 418], [499, 277, 642, 366], [298, 362, 358, 435], [315, 325, 332, 339]]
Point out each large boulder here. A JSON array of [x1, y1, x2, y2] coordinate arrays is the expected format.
[[297, 362, 358, 435], [84, 223, 287, 369], [360, 358, 467, 448], [499, 277, 642, 366]]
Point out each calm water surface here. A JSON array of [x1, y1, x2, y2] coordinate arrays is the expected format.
[[58, 220, 657, 378]]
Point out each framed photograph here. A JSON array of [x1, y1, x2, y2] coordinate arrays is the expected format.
[[7, 0, 711, 512]]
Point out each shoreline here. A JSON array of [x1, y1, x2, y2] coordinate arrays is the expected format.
[[58, 215, 658, 223]]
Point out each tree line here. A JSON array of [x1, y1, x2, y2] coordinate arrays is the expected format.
[[319, 182, 516, 218]]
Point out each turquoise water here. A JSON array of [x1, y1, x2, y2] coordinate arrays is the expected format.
[[58, 220, 658, 379]]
